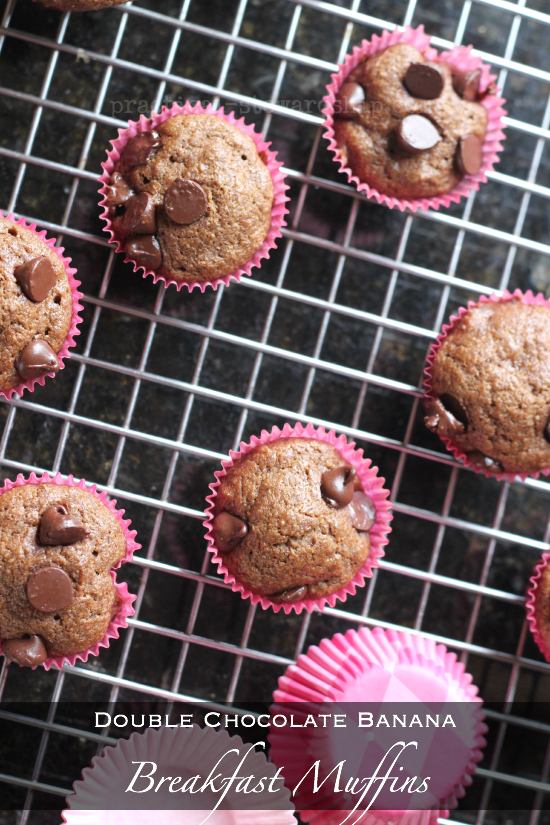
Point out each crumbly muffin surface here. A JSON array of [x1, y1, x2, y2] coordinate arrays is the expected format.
[[0, 218, 72, 391], [36, 0, 127, 10], [0, 485, 127, 658], [109, 114, 274, 284], [334, 43, 487, 199], [428, 300, 550, 474], [213, 438, 372, 601]]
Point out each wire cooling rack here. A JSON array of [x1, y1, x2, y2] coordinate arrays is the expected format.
[[1, 0, 550, 822]]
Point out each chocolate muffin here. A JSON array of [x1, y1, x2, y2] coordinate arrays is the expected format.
[[210, 438, 377, 603], [0, 217, 73, 392], [0, 484, 128, 666], [425, 298, 550, 475], [36, 0, 127, 10], [333, 43, 488, 199], [531, 560, 550, 654], [104, 114, 274, 285]]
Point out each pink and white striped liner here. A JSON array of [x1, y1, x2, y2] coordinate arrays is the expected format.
[[526, 549, 550, 663]]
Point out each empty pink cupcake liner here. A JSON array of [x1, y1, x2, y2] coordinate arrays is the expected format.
[[0, 211, 83, 400], [99, 101, 289, 293], [526, 549, 550, 662], [0, 471, 139, 671], [322, 24, 507, 213], [204, 421, 392, 615], [270, 626, 486, 822], [424, 288, 550, 482]]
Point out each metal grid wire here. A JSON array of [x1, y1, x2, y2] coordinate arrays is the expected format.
[[1, 0, 550, 821]]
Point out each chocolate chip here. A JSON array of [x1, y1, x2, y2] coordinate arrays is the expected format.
[[396, 114, 441, 154], [125, 235, 162, 270], [212, 512, 248, 552], [105, 172, 133, 207], [164, 179, 208, 225], [26, 567, 74, 612], [403, 63, 444, 99], [452, 69, 481, 101], [39, 504, 89, 546], [14, 257, 56, 303], [334, 82, 365, 119], [321, 466, 356, 508], [119, 192, 157, 236], [424, 397, 466, 438], [455, 134, 483, 176], [120, 132, 161, 167], [467, 451, 503, 473], [271, 585, 308, 603], [3, 635, 48, 667], [15, 340, 59, 381], [347, 491, 376, 532]]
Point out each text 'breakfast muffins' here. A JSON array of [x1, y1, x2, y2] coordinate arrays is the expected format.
[[100, 105, 288, 291], [205, 424, 392, 613], [0, 477, 138, 668], [0, 215, 81, 397], [424, 292, 550, 478]]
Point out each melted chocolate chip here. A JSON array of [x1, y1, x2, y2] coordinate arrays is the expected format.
[[120, 132, 161, 167], [3, 635, 48, 667], [15, 340, 59, 380], [271, 585, 308, 603], [452, 69, 481, 101], [119, 192, 157, 236], [424, 397, 467, 438], [403, 63, 444, 99], [26, 567, 74, 613], [347, 491, 376, 532], [397, 114, 441, 154], [321, 466, 356, 508], [211, 512, 248, 552], [164, 179, 208, 225], [14, 257, 56, 303], [334, 82, 365, 119], [455, 134, 483, 176], [39, 504, 89, 546], [467, 451, 503, 473], [125, 235, 162, 270], [105, 172, 133, 207]]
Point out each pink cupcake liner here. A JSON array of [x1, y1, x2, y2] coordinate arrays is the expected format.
[[322, 25, 507, 213], [0, 471, 139, 671], [62, 724, 297, 823], [99, 101, 289, 293], [204, 422, 392, 615], [424, 288, 550, 482], [270, 626, 486, 822], [0, 211, 83, 400], [526, 549, 550, 662]]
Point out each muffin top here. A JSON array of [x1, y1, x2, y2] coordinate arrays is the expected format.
[[0, 218, 73, 392], [0, 484, 127, 664], [36, 0, 128, 10], [211, 438, 377, 602], [105, 114, 274, 284], [333, 43, 488, 199], [426, 299, 550, 475]]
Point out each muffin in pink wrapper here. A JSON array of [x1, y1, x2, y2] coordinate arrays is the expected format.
[[269, 626, 486, 824], [423, 289, 550, 482], [0, 211, 83, 400], [322, 25, 506, 212], [0, 472, 139, 671], [204, 422, 392, 615], [526, 550, 550, 663], [62, 724, 297, 823], [99, 101, 289, 292]]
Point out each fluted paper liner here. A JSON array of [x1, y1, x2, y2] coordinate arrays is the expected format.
[[270, 626, 486, 823], [526, 549, 550, 663], [62, 724, 297, 825], [424, 289, 550, 482], [322, 25, 507, 213], [204, 422, 392, 614], [0, 211, 83, 399], [99, 101, 289, 292], [0, 472, 139, 670]]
